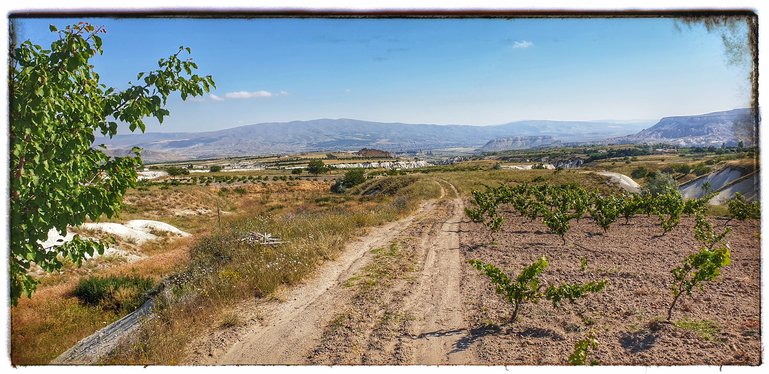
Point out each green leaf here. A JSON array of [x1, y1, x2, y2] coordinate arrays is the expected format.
[[9, 22, 215, 306]]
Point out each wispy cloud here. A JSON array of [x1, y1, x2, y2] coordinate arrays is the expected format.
[[512, 40, 533, 49], [225, 90, 274, 99], [206, 90, 289, 101]]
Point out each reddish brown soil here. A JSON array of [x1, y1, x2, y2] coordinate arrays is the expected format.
[[459, 210, 760, 365]]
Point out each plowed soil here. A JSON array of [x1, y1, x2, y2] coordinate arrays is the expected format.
[[460, 210, 760, 365]]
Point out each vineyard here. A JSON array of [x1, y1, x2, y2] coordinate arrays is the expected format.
[[461, 182, 759, 365]]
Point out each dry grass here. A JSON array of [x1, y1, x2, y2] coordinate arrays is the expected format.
[[104, 175, 441, 364], [11, 226, 194, 364], [11, 282, 119, 364]]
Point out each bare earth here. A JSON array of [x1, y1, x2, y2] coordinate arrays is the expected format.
[[187, 180, 473, 364], [186, 187, 761, 366]]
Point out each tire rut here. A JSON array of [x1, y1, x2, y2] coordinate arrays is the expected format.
[[187, 180, 475, 365]]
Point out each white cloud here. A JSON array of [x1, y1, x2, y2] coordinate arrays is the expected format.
[[207, 90, 288, 101], [224, 90, 274, 99], [512, 40, 533, 49]]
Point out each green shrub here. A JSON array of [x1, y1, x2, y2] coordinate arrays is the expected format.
[[469, 257, 606, 322], [569, 330, 599, 365], [342, 169, 366, 188], [166, 166, 189, 176], [630, 167, 648, 179], [727, 192, 760, 220], [74, 275, 155, 313], [642, 172, 677, 197]]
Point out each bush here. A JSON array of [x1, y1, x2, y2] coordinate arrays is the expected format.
[[74, 275, 155, 313], [672, 163, 692, 175], [307, 160, 327, 175], [166, 166, 190, 176], [692, 163, 711, 176], [291, 168, 303, 175], [342, 169, 366, 188], [727, 192, 760, 220], [209, 165, 222, 172], [642, 172, 677, 197], [330, 179, 347, 194], [630, 167, 648, 179]]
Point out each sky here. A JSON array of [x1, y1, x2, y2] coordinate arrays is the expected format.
[[11, 16, 752, 133]]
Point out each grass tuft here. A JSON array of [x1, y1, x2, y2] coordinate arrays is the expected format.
[[73, 275, 155, 313], [674, 318, 720, 341]]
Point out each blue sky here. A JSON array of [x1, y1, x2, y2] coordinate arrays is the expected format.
[[13, 17, 751, 133]]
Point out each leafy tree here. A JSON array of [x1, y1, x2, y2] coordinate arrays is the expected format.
[[651, 190, 686, 234], [209, 165, 223, 172], [342, 168, 366, 187], [307, 159, 327, 175], [9, 23, 215, 305], [290, 168, 303, 175], [642, 172, 677, 197], [166, 166, 190, 176]]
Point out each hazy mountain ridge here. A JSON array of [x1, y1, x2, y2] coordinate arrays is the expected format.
[[610, 108, 754, 147], [97, 118, 646, 162], [480, 136, 560, 152]]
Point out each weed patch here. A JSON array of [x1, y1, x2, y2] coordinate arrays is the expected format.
[[674, 318, 720, 341], [73, 275, 155, 313]]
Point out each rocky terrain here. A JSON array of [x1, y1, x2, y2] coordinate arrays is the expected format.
[[611, 108, 754, 147]]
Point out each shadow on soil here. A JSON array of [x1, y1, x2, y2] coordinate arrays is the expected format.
[[620, 328, 660, 353], [450, 325, 503, 353], [422, 324, 567, 355]]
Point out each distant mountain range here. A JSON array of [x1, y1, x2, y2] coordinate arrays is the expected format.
[[609, 108, 754, 147], [480, 136, 560, 152], [96, 109, 753, 162], [96, 118, 648, 162]]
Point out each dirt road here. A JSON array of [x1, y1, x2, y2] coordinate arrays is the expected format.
[[186, 180, 475, 365]]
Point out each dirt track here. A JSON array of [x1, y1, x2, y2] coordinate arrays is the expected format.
[[187, 180, 475, 364], [186, 181, 761, 366]]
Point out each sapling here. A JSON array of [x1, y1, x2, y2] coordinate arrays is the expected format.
[[666, 212, 731, 321], [727, 192, 760, 220], [470, 257, 606, 322], [590, 193, 622, 232], [667, 246, 730, 321], [651, 190, 686, 234], [568, 330, 599, 365]]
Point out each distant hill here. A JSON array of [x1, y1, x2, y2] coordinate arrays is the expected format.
[[480, 136, 560, 152], [356, 148, 393, 158], [610, 108, 754, 147], [96, 118, 644, 162]]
